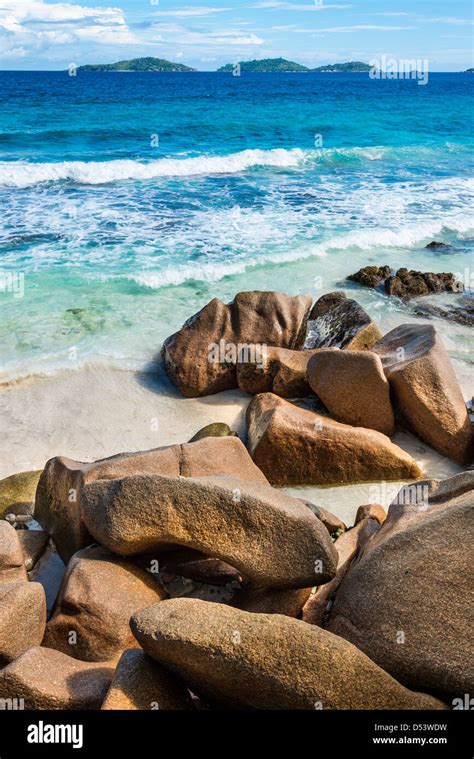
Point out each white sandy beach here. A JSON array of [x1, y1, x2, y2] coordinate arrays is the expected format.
[[0, 359, 465, 525]]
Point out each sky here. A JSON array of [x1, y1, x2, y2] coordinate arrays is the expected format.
[[1, 0, 473, 71]]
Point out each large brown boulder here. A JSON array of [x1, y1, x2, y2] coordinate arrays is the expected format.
[[35, 436, 268, 563], [0, 582, 46, 666], [307, 348, 395, 435], [163, 291, 312, 397], [0, 646, 114, 710], [237, 347, 317, 397], [131, 599, 446, 710], [246, 393, 422, 486], [43, 545, 166, 662], [102, 649, 193, 710], [305, 294, 382, 351], [373, 324, 473, 464], [80, 474, 337, 589], [0, 521, 28, 583], [327, 472, 474, 699]]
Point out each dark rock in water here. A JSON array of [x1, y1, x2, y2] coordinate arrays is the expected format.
[[412, 295, 474, 327], [308, 291, 347, 319], [188, 423, 238, 442], [385, 268, 461, 300], [425, 241, 450, 249], [305, 294, 382, 351], [347, 265, 391, 288]]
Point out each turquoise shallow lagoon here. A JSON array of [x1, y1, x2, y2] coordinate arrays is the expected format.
[[0, 71, 473, 381]]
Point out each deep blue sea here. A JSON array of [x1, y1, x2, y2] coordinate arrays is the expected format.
[[0, 71, 473, 381]]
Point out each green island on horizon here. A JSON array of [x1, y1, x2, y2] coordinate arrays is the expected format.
[[74, 58, 474, 74], [77, 57, 373, 73]]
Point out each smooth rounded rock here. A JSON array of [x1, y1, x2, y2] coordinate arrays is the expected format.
[[131, 599, 446, 710], [246, 393, 422, 486], [327, 472, 474, 699], [43, 545, 166, 662], [307, 348, 395, 435], [80, 474, 338, 589]]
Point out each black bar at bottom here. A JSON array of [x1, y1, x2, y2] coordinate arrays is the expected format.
[[0, 710, 471, 757]]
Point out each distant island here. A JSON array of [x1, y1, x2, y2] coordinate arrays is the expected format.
[[77, 57, 196, 72], [218, 58, 371, 73], [76, 56, 373, 74], [466, 68, 474, 72], [313, 61, 371, 72], [218, 57, 308, 73]]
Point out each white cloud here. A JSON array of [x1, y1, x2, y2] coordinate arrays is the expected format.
[[1, 0, 124, 25], [420, 17, 474, 26], [311, 25, 414, 33], [150, 6, 232, 17], [0, 0, 140, 49], [250, 2, 352, 9], [182, 29, 264, 45], [2, 45, 27, 58]]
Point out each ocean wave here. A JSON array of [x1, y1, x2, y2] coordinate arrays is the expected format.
[[0, 149, 305, 187], [2, 143, 470, 187], [115, 213, 474, 289]]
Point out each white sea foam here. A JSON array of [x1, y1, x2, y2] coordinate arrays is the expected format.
[[122, 212, 474, 289], [0, 148, 306, 187]]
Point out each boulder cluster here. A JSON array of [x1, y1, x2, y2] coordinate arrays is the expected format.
[[348, 265, 462, 299], [163, 289, 472, 471], [0, 289, 472, 711]]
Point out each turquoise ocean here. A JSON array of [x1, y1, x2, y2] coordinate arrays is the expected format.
[[0, 71, 473, 382]]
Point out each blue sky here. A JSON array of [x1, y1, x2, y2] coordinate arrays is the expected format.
[[1, 0, 473, 70]]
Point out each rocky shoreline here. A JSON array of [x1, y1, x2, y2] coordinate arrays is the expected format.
[[0, 288, 472, 710]]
